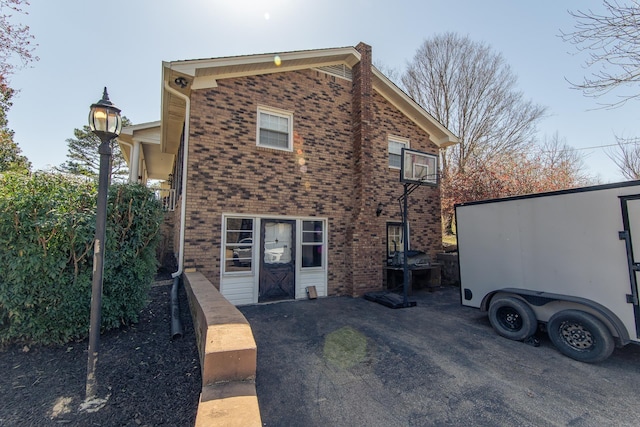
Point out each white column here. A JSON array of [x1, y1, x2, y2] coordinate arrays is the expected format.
[[130, 140, 141, 183]]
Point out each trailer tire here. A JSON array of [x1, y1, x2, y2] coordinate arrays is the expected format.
[[547, 310, 614, 363], [488, 296, 538, 341]]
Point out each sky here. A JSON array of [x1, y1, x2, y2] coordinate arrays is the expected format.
[[6, 0, 640, 182]]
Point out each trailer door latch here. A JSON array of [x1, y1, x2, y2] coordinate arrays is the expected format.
[[633, 263, 640, 272], [627, 294, 638, 304], [619, 230, 629, 240]]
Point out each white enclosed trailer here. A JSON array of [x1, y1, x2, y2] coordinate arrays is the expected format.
[[456, 181, 640, 362]]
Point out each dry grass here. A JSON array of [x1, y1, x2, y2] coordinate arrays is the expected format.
[[442, 234, 457, 248]]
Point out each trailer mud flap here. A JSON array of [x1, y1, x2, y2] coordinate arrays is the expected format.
[[619, 195, 640, 338]]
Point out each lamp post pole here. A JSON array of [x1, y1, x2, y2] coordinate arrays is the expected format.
[[85, 88, 122, 401]]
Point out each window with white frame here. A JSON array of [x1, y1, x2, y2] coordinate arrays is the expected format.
[[387, 222, 404, 258], [224, 217, 254, 272], [301, 220, 324, 268], [389, 136, 409, 169], [257, 106, 293, 151]]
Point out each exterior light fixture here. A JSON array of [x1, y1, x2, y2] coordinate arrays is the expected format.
[[376, 202, 384, 217], [88, 87, 122, 143], [85, 87, 122, 403]]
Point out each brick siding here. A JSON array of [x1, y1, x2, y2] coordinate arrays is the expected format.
[[179, 47, 441, 297]]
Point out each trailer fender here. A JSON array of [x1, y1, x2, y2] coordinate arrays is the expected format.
[[480, 288, 631, 346]]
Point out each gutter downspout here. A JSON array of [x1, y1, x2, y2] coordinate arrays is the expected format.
[[165, 81, 190, 340], [165, 81, 190, 279]]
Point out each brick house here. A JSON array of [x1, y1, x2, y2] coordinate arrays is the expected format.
[[119, 42, 458, 305]]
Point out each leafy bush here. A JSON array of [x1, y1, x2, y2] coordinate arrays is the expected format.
[[0, 172, 163, 345]]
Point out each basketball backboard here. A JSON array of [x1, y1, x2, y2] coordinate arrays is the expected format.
[[400, 148, 438, 185]]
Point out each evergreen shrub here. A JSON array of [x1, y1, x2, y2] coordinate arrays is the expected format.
[[0, 172, 163, 345]]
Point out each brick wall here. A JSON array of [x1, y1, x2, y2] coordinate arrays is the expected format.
[[181, 50, 441, 296]]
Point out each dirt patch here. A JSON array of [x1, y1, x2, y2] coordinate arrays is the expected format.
[[0, 279, 201, 426]]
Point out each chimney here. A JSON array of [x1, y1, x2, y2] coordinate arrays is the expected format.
[[352, 42, 373, 212]]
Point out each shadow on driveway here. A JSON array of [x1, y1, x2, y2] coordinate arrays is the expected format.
[[239, 286, 640, 427]]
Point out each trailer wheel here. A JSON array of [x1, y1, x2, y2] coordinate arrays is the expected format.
[[547, 310, 614, 363], [488, 297, 538, 341]]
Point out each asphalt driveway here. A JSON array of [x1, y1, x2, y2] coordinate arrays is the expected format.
[[239, 285, 640, 427]]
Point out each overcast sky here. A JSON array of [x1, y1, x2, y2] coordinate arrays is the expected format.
[[7, 0, 639, 182]]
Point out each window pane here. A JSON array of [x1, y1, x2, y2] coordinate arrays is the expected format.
[[302, 244, 323, 267], [261, 112, 288, 132], [225, 218, 253, 272], [387, 224, 403, 256], [264, 222, 292, 264], [303, 220, 323, 231], [260, 128, 288, 148], [258, 110, 291, 150], [303, 220, 323, 243], [225, 245, 252, 272], [389, 140, 407, 168], [302, 220, 324, 268], [389, 140, 405, 155], [389, 153, 401, 169]]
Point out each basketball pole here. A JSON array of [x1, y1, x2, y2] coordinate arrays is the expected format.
[[402, 182, 410, 307]]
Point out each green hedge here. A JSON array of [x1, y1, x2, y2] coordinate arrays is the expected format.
[[0, 172, 163, 345]]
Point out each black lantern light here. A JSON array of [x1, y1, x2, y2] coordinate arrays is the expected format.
[[85, 87, 122, 403], [88, 87, 122, 143]]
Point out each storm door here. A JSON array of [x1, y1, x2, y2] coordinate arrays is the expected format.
[[259, 219, 296, 302], [620, 195, 640, 337]]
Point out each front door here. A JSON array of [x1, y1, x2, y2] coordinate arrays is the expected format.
[[259, 219, 296, 302], [620, 195, 640, 337]]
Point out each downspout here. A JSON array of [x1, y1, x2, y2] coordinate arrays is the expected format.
[[165, 81, 190, 340]]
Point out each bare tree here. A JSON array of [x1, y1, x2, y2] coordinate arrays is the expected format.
[[606, 136, 640, 179], [0, 0, 38, 79], [402, 33, 546, 174], [535, 132, 592, 188], [561, 0, 640, 106], [373, 60, 401, 86], [402, 33, 547, 233], [562, 1, 640, 179]]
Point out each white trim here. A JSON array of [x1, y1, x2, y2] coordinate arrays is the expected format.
[[256, 105, 294, 152], [219, 213, 328, 304], [221, 216, 256, 276], [300, 219, 326, 270]]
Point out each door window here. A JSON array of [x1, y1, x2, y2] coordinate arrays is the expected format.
[[263, 222, 292, 263]]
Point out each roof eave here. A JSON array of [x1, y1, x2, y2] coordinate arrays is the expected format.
[[372, 68, 459, 148]]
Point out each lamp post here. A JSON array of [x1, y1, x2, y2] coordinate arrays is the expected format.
[[85, 87, 122, 401]]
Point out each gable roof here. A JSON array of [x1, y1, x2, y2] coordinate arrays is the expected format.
[[120, 44, 459, 181], [160, 44, 458, 157]]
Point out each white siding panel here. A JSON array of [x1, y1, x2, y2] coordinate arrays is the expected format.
[[296, 270, 327, 299], [220, 275, 256, 305]]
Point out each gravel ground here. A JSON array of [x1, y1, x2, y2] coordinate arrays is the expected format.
[[0, 280, 201, 427]]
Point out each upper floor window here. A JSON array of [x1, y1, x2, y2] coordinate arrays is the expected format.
[[257, 106, 293, 151], [389, 136, 409, 169]]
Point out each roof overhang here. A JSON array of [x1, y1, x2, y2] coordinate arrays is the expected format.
[[119, 121, 174, 180], [161, 46, 362, 156], [156, 44, 458, 177]]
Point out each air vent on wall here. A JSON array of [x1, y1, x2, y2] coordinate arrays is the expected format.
[[316, 65, 353, 81]]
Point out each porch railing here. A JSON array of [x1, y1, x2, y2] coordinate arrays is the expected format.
[[154, 188, 176, 212]]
